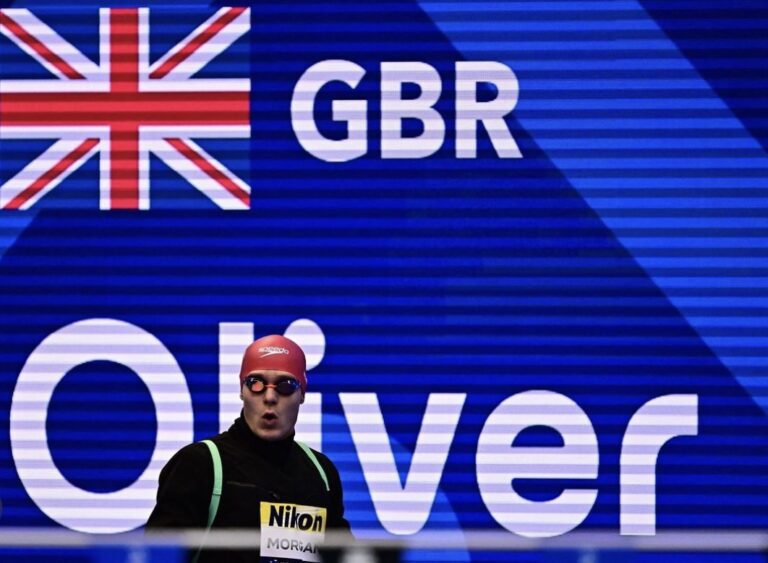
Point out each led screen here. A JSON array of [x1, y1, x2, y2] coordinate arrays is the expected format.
[[0, 1, 766, 561]]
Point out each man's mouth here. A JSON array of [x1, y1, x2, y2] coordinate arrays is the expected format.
[[262, 412, 278, 421]]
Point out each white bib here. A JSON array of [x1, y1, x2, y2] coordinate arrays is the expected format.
[[260, 502, 327, 562]]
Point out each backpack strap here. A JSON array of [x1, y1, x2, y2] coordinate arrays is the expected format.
[[192, 440, 223, 563], [201, 439, 328, 520], [198, 438, 328, 533], [202, 439, 223, 527], [296, 441, 330, 492]]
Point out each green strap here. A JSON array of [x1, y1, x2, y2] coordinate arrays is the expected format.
[[200, 439, 327, 524], [296, 441, 330, 492], [192, 440, 222, 563], [202, 439, 223, 527]]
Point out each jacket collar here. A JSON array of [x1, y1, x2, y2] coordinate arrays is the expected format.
[[231, 412, 295, 461]]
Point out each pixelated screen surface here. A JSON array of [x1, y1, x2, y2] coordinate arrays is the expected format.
[[0, 0, 766, 560]]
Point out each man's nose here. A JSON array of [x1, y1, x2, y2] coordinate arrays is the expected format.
[[263, 387, 279, 403]]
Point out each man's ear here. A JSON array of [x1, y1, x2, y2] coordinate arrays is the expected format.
[[300, 390, 305, 405]]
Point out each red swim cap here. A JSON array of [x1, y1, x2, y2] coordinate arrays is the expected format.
[[239, 334, 307, 391]]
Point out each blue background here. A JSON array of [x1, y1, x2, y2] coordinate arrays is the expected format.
[[0, 1, 767, 561]]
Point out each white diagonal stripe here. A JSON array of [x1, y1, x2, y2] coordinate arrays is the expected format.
[[147, 7, 250, 82], [0, 9, 101, 79], [148, 137, 250, 210], [0, 136, 99, 210]]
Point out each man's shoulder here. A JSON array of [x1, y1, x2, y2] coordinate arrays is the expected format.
[[302, 444, 331, 463], [164, 431, 231, 470], [295, 443, 342, 480], [162, 441, 210, 472]]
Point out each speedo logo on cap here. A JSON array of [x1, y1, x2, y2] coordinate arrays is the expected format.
[[259, 346, 290, 358]]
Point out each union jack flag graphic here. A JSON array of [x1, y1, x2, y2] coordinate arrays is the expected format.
[[0, 7, 251, 210]]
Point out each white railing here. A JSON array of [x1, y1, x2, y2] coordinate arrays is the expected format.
[[0, 528, 765, 552]]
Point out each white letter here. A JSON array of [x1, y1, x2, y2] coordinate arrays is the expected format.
[[9, 319, 193, 534], [455, 61, 521, 158], [219, 320, 325, 450], [291, 59, 367, 162], [620, 394, 698, 535], [381, 62, 444, 158], [218, 322, 255, 432], [340, 393, 466, 535], [476, 390, 598, 538]]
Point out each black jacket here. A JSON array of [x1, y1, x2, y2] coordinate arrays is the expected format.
[[146, 416, 349, 561]]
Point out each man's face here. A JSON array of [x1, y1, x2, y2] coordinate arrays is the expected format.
[[241, 369, 304, 441]]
